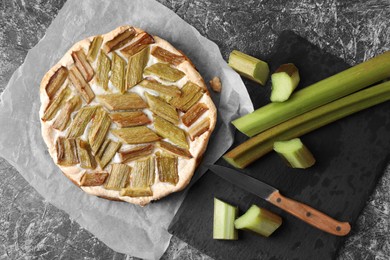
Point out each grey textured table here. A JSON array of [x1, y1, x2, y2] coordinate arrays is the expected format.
[[0, 0, 389, 259]]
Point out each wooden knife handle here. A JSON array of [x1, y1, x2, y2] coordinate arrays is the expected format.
[[267, 191, 351, 236]]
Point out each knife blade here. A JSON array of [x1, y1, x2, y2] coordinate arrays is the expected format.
[[208, 164, 351, 236]]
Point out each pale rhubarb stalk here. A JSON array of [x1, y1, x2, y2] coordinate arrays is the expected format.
[[72, 49, 94, 82], [209, 76, 222, 93], [104, 164, 131, 190], [153, 115, 188, 149], [103, 27, 136, 53], [182, 103, 209, 127], [96, 50, 111, 90], [120, 187, 152, 197], [87, 35, 103, 62], [111, 52, 127, 93], [112, 127, 161, 144], [56, 137, 79, 166], [224, 80, 390, 168], [234, 205, 282, 237], [228, 50, 269, 86], [119, 144, 154, 163], [52, 95, 82, 131], [120, 32, 155, 57], [95, 139, 110, 159], [169, 81, 203, 112], [126, 47, 149, 89], [68, 66, 95, 103], [80, 172, 108, 186], [188, 117, 210, 141], [66, 106, 97, 138], [109, 111, 151, 128], [233, 51, 390, 137], [139, 78, 181, 98], [129, 157, 155, 188], [96, 139, 121, 169], [88, 107, 111, 154], [151, 46, 185, 65], [213, 198, 238, 240], [42, 86, 71, 121], [76, 139, 96, 169], [157, 141, 192, 159], [45, 66, 68, 99], [273, 138, 315, 169], [144, 63, 185, 82], [156, 152, 178, 185], [145, 92, 179, 124], [270, 63, 300, 102], [97, 93, 147, 111]]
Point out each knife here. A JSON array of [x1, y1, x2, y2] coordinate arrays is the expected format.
[[208, 165, 351, 236]]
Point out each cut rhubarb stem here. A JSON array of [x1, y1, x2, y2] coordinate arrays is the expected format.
[[156, 152, 179, 185], [87, 36, 103, 62], [273, 138, 315, 169], [228, 50, 269, 86], [233, 51, 390, 137], [270, 63, 300, 102], [224, 80, 390, 168], [234, 205, 282, 237], [213, 198, 238, 240]]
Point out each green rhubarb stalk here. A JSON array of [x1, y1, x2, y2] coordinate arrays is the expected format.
[[224, 80, 390, 168], [273, 138, 315, 169], [228, 50, 269, 86], [234, 205, 282, 237], [233, 51, 390, 137], [87, 35, 103, 62], [213, 198, 238, 240], [270, 63, 300, 102]]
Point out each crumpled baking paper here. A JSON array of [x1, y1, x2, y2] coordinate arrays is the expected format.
[[0, 0, 253, 259]]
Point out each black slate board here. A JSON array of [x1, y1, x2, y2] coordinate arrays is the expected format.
[[168, 31, 390, 260]]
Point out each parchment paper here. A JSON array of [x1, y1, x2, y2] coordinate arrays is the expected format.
[[0, 0, 253, 259]]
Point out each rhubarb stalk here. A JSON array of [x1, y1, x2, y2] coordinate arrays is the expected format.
[[228, 50, 269, 86], [213, 198, 238, 240], [234, 205, 282, 237], [270, 63, 300, 102], [233, 51, 390, 137], [224, 80, 390, 168], [273, 138, 315, 169]]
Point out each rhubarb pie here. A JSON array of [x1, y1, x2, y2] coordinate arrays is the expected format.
[[39, 26, 217, 206]]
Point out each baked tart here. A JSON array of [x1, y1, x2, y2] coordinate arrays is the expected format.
[[39, 25, 217, 206]]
